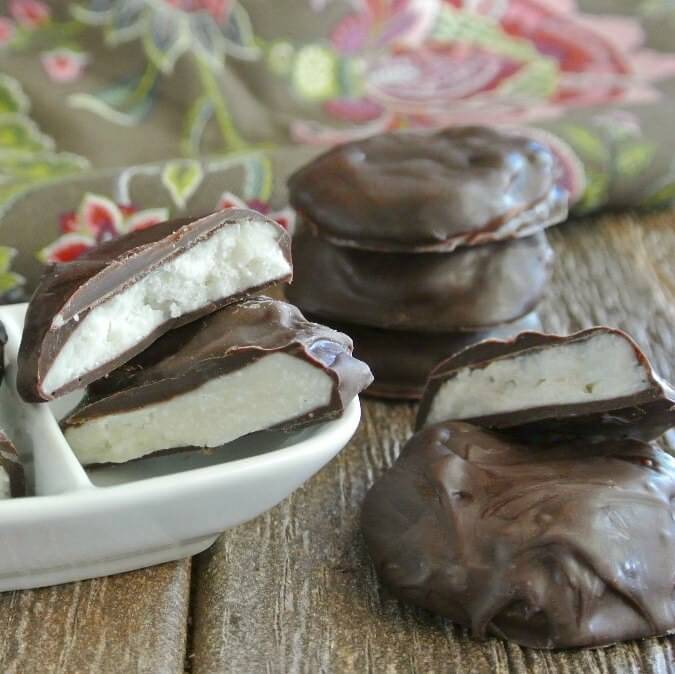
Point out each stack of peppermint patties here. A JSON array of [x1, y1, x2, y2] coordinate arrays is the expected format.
[[286, 126, 568, 399], [17, 209, 372, 466]]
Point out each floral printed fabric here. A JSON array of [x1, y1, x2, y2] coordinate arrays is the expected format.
[[1, 0, 675, 294], [285, 0, 675, 138]]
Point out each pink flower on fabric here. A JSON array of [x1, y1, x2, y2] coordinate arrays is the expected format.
[[0, 18, 16, 46], [8, 0, 50, 28], [294, 0, 675, 144], [40, 49, 89, 83], [217, 192, 296, 234], [329, 0, 439, 53], [323, 98, 383, 123], [40, 194, 169, 263], [330, 12, 371, 55]]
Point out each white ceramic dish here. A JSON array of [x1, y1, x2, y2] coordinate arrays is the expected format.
[[0, 303, 361, 591]]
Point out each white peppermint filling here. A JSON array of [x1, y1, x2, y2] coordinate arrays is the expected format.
[[65, 353, 334, 465], [44, 218, 290, 395], [426, 332, 649, 426]]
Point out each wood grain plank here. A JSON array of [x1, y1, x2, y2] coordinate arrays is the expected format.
[[190, 210, 675, 673], [0, 560, 191, 674]]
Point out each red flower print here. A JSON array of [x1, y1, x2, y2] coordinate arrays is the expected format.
[[40, 49, 89, 83], [217, 192, 296, 234], [323, 98, 383, 123], [0, 18, 16, 46], [8, 0, 50, 28], [39, 193, 169, 263], [293, 0, 675, 144], [58, 211, 79, 234], [43, 235, 94, 263]]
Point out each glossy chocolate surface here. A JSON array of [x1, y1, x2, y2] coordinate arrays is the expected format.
[[307, 313, 540, 400], [416, 328, 675, 442], [62, 298, 372, 433], [287, 228, 553, 331], [363, 421, 675, 648], [17, 209, 292, 402], [288, 126, 567, 253]]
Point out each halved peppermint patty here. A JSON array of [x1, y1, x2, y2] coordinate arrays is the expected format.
[[18, 209, 292, 401], [61, 298, 373, 466], [417, 327, 675, 443]]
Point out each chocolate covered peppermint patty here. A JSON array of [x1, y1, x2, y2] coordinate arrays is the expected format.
[[288, 126, 568, 253], [362, 422, 675, 649], [18, 209, 292, 402], [61, 298, 372, 466], [417, 328, 675, 442], [287, 229, 553, 332], [309, 313, 541, 400]]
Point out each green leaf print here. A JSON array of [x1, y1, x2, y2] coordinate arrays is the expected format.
[[68, 64, 159, 127], [615, 142, 655, 178], [0, 153, 88, 181], [0, 75, 29, 115], [181, 96, 213, 157], [0, 115, 54, 156], [0, 75, 88, 216], [560, 125, 609, 165], [642, 180, 675, 208], [241, 155, 273, 202], [0, 247, 25, 295], [576, 170, 610, 213], [161, 159, 204, 209]]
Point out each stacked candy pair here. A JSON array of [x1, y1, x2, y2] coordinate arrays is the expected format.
[[286, 126, 568, 399], [14, 209, 373, 468]]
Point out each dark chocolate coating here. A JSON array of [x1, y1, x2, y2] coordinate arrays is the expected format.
[[362, 421, 675, 649], [416, 328, 675, 442], [287, 228, 553, 332], [61, 298, 373, 435], [306, 313, 541, 400], [17, 209, 292, 402], [288, 126, 568, 253]]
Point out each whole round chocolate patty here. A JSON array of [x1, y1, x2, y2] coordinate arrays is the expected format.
[[304, 313, 540, 400], [362, 422, 675, 649], [288, 126, 567, 252], [287, 229, 553, 332]]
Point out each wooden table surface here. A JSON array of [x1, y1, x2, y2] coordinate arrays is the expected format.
[[1, 210, 673, 674]]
